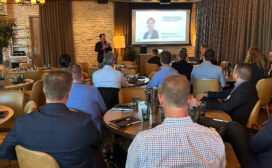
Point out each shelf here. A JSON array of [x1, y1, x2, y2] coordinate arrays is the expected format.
[[14, 36, 28, 39], [12, 45, 29, 48]]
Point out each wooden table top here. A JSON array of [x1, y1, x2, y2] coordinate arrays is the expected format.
[[225, 75, 236, 82], [128, 76, 150, 87], [0, 78, 34, 90], [6, 67, 59, 74], [0, 105, 14, 125], [104, 106, 232, 139]]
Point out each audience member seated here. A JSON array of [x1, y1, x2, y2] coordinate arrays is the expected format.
[[199, 45, 217, 65], [146, 51, 178, 88], [147, 49, 161, 67], [126, 74, 226, 167], [172, 50, 193, 81], [244, 47, 268, 85], [93, 53, 128, 89], [268, 51, 272, 77], [192, 63, 258, 126], [67, 65, 109, 138], [225, 119, 272, 168], [0, 70, 104, 168], [59, 54, 71, 70], [0, 62, 6, 73], [191, 49, 226, 88]]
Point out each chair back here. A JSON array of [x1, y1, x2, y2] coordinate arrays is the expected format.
[[88, 67, 101, 77], [15, 145, 60, 168], [246, 100, 261, 128], [121, 61, 132, 65], [149, 71, 156, 80], [126, 66, 138, 73], [0, 90, 24, 119], [41, 73, 49, 80], [122, 69, 136, 76], [78, 62, 89, 73], [30, 80, 46, 108], [193, 78, 220, 98], [19, 63, 30, 68], [0, 73, 18, 79], [24, 101, 37, 114], [119, 88, 146, 104], [157, 85, 162, 94], [256, 78, 272, 105], [98, 87, 120, 110], [145, 63, 158, 77], [24, 70, 44, 91]]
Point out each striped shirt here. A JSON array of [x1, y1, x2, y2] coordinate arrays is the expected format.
[[126, 116, 226, 168]]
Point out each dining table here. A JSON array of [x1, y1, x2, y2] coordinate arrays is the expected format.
[[103, 105, 232, 139], [0, 105, 14, 125], [0, 78, 34, 90]]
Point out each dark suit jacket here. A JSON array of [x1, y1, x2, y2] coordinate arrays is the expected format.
[[148, 56, 162, 67], [143, 30, 159, 39], [95, 41, 112, 63], [172, 60, 193, 81], [250, 63, 266, 86], [0, 103, 103, 168], [206, 81, 258, 126]]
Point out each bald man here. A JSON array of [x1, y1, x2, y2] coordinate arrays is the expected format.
[[268, 51, 272, 77]]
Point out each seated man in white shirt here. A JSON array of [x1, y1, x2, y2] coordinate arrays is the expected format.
[[126, 74, 226, 168], [93, 53, 129, 89]]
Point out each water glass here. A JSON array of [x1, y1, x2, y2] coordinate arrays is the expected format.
[[34, 66, 37, 70], [14, 77, 18, 84], [199, 103, 206, 116], [24, 66, 28, 71], [20, 65, 24, 70], [124, 62, 127, 68], [44, 64, 46, 69], [124, 72, 129, 78], [134, 74, 139, 79], [98, 63, 102, 68], [20, 74, 24, 80], [1, 74, 5, 80], [132, 96, 140, 106], [142, 108, 150, 121], [48, 64, 51, 69], [188, 106, 200, 123]]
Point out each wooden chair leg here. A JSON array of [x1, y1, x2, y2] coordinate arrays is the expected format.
[[266, 104, 270, 118]]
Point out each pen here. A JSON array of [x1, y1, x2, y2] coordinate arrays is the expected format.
[[213, 119, 228, 122]]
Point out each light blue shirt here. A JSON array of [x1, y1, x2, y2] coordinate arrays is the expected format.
[[146, 30, 153, 39], [67, 83, 108, 137], [191, 62, 226, 88], [146, 66, 178, 88]]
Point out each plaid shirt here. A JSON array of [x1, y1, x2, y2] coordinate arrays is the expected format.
[[126, 116, 226, 168]]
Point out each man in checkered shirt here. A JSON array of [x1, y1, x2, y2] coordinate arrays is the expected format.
[[126, 74, 226, 168]]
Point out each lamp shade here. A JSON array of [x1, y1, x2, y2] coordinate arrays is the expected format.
[[114, 36, 125, 49]]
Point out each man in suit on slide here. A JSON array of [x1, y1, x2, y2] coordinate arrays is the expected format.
[[143, 18, 159, 39]]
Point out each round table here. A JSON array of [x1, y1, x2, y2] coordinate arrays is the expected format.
[[0, 78, 34, 90], [104, 106, 232, 139], [0, 105, 14, 125], [128, 77, 150, 87]]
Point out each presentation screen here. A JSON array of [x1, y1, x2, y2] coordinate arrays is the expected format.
[[132, 9, 191, 45]]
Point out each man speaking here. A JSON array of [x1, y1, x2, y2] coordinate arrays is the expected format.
[[95, 33, 112, 63]]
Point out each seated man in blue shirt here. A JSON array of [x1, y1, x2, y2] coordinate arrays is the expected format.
[[67, 65, 108, 138], [146, 51, 178, 88], [191, 49, 226, 88]]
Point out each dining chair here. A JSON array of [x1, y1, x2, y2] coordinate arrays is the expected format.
[[119, 87, 146, 104], [121, 61, 132, 65], [15, 145, 60, 168], [88, 67, 100, 77], [193, 78, 220, 98], [24, 101, 37, 115], [148, 71, 156, 80], [256, 78, 272, 117], [0, 90, 24, 131], [24, 70, 44, 91], [122, 69, 136, 76], [98, 87, 120, 110], [78, 62, 89, 74], [41, 73, 49, 80], [19, 63, 30, 68], [246, 99, 261, 128], [28, 80, 46, 108], [145, 63, 158, 77], [0, 73, 18, 79]]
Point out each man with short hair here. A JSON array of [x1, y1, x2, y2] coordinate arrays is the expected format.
[[126, 74, 226, 167], [0, 71, 104, 168], [59, 54, 71, 70], [93, 53, 128, 89], [172, 50, 193, 81], [67, 65, 108, 138], [143, 18, 159, 39], [95, 33, 112, 63], [148, 49, 161, 67], [191, 49, 226, 88], [191, 63, 258, 126], [146, 51, 178, 88]]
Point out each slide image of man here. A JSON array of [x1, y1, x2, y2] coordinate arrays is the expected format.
[[143, 18, 159, 39]]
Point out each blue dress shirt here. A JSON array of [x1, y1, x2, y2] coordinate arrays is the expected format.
[[67, 83, 109, 137], [191, 62, 226, 88], [146, 66, 178, 88]]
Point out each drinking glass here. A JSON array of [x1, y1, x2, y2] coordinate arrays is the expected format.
[[44, 64, 46, 69], [132, 96, 140, 106], [14, 77, 18, 84], [1, 74, 5, 80], [34, 66, 37, 70], [20, 65, 24, 70], [48, 64, 51, 69], [134, 74, 139, 79], [20, 74, 24, 80], [142, 108, 150, 121], [24, 66, 28, 71], [199, 103, 206, 116], [124, 72, 129, 78], [188, 106, 200, 123]]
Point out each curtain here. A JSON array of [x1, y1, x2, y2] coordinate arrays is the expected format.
[[39, 1, 76, 67], [114, 3, 131, 60], [195, 0, 272, 66]]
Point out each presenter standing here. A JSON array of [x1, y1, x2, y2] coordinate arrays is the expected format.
[[95, 33, 112, 63]]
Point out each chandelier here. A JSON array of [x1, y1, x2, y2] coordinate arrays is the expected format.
[[0, 0, 45, 5]]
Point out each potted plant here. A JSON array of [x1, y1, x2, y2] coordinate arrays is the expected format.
[[125, 45, 137, 65], [0, 4, 17, 63]]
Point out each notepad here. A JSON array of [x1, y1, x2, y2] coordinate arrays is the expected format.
[[112, 104, 137, 112], [109, 116, 141, 128]]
